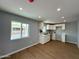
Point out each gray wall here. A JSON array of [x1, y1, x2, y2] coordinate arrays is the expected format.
[[77, 20, 79, 47], [0, 13, 3, 55], [0, 11, 39, 56], [65, 21, 77, 44]]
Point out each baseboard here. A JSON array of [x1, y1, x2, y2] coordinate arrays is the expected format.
[[66, 41, 77, 45], [77, 43, 79, 48], [0, 42, 39, 59]]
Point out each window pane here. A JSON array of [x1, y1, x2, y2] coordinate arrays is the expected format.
[[22, 24, 29, 37], [11, 21, 21, 40]]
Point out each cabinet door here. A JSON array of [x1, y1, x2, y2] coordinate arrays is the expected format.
[[47, 25, 56, 30], [62, 24, 65, 30]]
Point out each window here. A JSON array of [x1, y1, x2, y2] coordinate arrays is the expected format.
[[11, 21, 21, 40], [22, 24, 29, 38], [11, 21, 29, 40]]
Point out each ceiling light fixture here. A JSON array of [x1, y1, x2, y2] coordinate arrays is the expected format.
[[57, 8, 61, 11], [61, 16, 64, 18], [64, 20, 66, 22], [19, 8, 23, 10], [38, 16, 42, 18], [27, 0, 34, 3]]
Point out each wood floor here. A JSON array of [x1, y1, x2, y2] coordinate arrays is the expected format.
[[3, 41, 79, 59]]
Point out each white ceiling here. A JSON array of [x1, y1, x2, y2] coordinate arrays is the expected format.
[[0, 0, 79, 23]]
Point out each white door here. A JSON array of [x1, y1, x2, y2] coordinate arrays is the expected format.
[[56, 26, 62, 41]]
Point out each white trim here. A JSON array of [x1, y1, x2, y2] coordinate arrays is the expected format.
[[78, 44, 79, 48], [66, 41, 77, 45], [0, 42, 39, 59], [77, 42, 79, 48]]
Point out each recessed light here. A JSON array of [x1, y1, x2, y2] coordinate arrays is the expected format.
[[61, 16, 64, 18], [57, 8, 61, 11], [19, 8, 23, 10], [64, 20, 66, 22], [38, 16, 41, 18]]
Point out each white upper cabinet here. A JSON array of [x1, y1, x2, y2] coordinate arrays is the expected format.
[[46, 24, 65, 30], [62, 24, 65, 30], [46, 25, 56, 30]]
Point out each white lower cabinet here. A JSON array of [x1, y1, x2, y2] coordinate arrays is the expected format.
[[40, 34, 50, 44]]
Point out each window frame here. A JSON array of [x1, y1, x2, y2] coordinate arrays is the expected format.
[[11, 21, 29, 40]]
